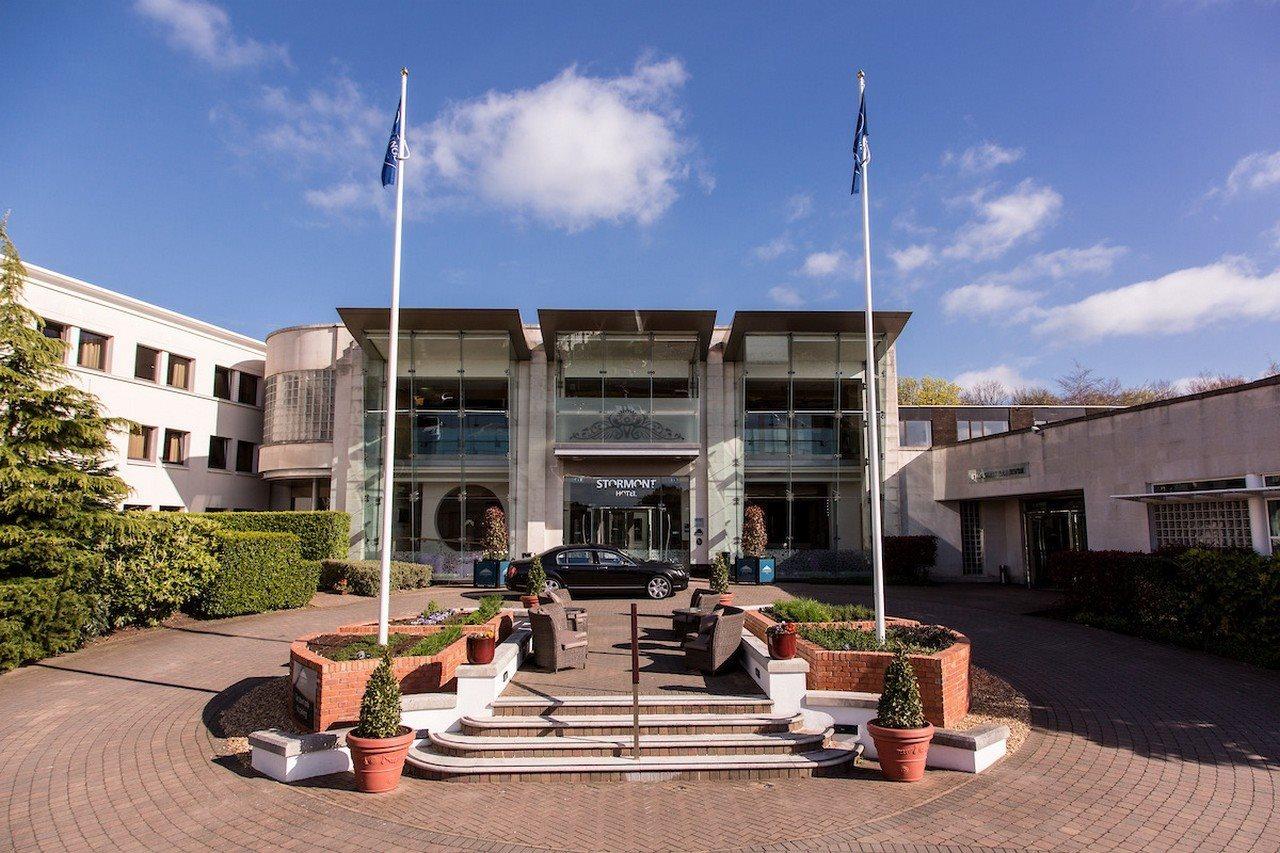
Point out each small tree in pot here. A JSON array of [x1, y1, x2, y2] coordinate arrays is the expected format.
[[866, 647, 935, 782], [521, 554, 546, 609], [736, 505, 776, 584], [710, 552, 733, 605], [345, 649, 414, 793], [473, 506, 510, 588]]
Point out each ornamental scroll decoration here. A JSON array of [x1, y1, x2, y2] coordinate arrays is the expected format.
[[569, 407, 685, 441]]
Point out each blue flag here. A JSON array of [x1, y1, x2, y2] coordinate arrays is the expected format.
[[851, 89, 869, 194], [381, 100, 402, 188]]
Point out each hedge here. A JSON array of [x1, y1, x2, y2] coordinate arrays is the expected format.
[[883, 535, 938, 584], [318, 559, 432, 596], [90, 513, 221, 631], [0, 575, 95, 673], [197, 511, 349, 561], [195, 530, 320, 618], [1051, 548, 1280, 668]]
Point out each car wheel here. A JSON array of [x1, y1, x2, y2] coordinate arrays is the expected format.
[[647, 576, 672, 600], [544, 576, 562, 592]]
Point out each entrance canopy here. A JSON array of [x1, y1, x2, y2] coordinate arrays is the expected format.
[[537, 309, 718, 358]]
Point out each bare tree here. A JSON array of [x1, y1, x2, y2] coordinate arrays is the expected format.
[[1010, 386, 1061, 405], [1055, 362, 1123, 405], [960, 380, 1010, 405], [1117, 379, 1178, 405], [1183, 371, 1248, 394]]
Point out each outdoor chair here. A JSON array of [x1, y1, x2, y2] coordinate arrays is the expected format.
[[541, 587, 588, 632], [684, 606, 746, 674], [529, 603, 588, 672], [671, 588, 721, 637]]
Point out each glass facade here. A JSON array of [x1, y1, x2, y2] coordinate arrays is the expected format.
[[555, 333, 699, 443], [563, 476, 689, 563], [264, 368, 335, 444]]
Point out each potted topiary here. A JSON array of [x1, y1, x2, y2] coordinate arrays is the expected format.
[[710, 552, 733, 606], [345, 649, 414, 793], [466, 628, 496, 665], [736, 505, 776, 584], [866, 647, 935, 782], [766, 621, 797, 659], [521, 554, 545, 610], [473, 506, 510, 589]]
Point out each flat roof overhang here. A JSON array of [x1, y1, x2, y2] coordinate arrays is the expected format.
[[536, 309, 718, 359], [337, 308, 531, 359], [723, 310, 912, 361], [1112, 486, 1280, 503], [553, 443, 701, 459]]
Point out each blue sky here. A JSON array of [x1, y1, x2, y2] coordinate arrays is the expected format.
[[3, 1, 1279, 391]]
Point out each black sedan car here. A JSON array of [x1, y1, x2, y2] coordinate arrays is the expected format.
[[505, 545, 689, 600]]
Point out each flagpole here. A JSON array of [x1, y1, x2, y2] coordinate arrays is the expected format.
[[856, 70, 887, 644], [377, 67, 409, 647]]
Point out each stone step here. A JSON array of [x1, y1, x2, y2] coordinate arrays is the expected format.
[[405, 744, 858, 782], [490, 693, 773, 717], [428, 728, 831, 758], [459, 712, 803, 738]]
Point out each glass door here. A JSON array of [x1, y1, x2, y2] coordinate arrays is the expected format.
[[592, 507, 658, 560], [1022, 497, 1087, 587]]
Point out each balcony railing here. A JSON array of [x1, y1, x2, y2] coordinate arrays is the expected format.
[[394, 411, 510, 458], [743, 411, 863, 462], [556, 398, 698, 443]]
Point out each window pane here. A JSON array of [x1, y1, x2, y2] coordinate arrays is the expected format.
[[791, 379, 835, 410], [982, 420, 1009, 436], [77, 331, 108, 370], [162, 430, 187, 464], [134, 346, 159, 381], [956, 420, 971, 441], [128, 424, 152, 460], [742, 335, 789, 378], [235, 441, 255, 473], [900, 419, 932, 448], [1269, 499, 1279, 541], [237, 373, 259, 405], [208, 436, 228, 470], [791, 335, 838, 380], [744, 379, 788, 411], [42, 319, 66, 341], [167, 356, 191, 389], [213, 366, 233, 400]]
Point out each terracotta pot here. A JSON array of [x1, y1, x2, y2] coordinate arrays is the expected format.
[[520, 594, 539, 610], [717, 592, 734, 606], [346, 726, 415, 793], [467, 633, 495, 665], [769, 631, 797, 660], [867, 720, 935, 782]]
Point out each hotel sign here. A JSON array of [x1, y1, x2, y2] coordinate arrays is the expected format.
[[568, 476, 683, 505], [968, 462, 1030, 483]]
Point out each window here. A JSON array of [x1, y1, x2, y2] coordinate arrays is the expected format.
[[235, 440, 255, 473], [41, 319, 67, 341], [1152, 477, 1247, 494], [123, 504, 150, 511], [213, 366, 233, 400], [431, 485, 501, 551], [127, 424, 154, 461], [597, 551, 625, 565], [237, 372, 259, 405], [1151, 500, 1251, 549], [264, 368, 335, 443], [1269, 500, 1279, 552], [960, 500, 984, 575], [158, 505, 184, 512], [564, 550, 593, 565], [134, 345, 160, 381], [899, 419, 933, 448], [166, 355, 192, 390], [77, 330, 109, 370], [161, 429, 187, 465], [956, 418, 1009, 441], [208, 436, 229, 470]]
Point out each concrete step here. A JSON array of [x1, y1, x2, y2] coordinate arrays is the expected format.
[[429, 728, 831, 758], [406, 744, 858, 782], [490, 693, 773, 717], [459, 712, 803, 738]]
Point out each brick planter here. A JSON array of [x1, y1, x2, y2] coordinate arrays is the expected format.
[[289, 609, 514, 732], [745, 609, 971, 728]]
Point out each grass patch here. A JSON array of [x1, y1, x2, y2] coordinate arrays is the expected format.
[[318, 626, 465, 662], [445, 594, 502, 626], [798, 623, 956, 654], [766, 597, 874, 624]]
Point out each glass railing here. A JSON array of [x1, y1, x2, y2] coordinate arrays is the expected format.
[[744, 412, 863, 462], [393, 411, 510, 458], [556, 397, 699, 443]]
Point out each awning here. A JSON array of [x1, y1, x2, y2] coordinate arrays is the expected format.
[[336, 307, 531, 359], [722, 310, 912, 361], [536, 309, 718, 358], [1111, 486, 1280, 503]]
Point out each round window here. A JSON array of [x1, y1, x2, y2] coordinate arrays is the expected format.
[[434, 486, 502, 551]]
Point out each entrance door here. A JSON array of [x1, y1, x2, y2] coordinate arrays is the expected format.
[[592, 507, 657, 559], [1022, 497, 1087, 587]]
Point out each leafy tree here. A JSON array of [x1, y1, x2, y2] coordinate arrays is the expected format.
[[898, 375, 963, 405], [959, 380, 1009, 405]]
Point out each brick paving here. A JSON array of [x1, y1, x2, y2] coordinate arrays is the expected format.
[[0, 583, 1276, 852]]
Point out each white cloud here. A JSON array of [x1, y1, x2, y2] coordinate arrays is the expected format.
[[982, 243, 1127, 286], [1224, 150, 1280, 196], [942, 282, 1040, 319], [954, 364, 1044, 392], [786, 193, 813, 222], [425, 55, 699, 230], [943, 179, 1063, 262], [1033, 257, 1280, 340], [798, 250, 852, 278], [943, 141, 1024, 173], [751, 235, 793, 262], [134, 0, 289, 69], [767, 282, 838, 307], [889, 244, 935, 274], [768, 285, 806, 307]]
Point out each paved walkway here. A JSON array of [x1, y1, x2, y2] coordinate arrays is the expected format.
[[1, 583, 1277, 852]]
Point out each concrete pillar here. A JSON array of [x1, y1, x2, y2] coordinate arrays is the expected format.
[[525, 346, 548, 553], [1246, 474, 1272, 554]]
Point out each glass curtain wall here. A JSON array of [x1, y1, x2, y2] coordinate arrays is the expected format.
[[740, 333, 873, 556], [556, 333, 699, 442], [362, 332, 513, 579]]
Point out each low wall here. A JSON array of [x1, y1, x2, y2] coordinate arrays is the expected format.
[[745, 610, 971, 728]]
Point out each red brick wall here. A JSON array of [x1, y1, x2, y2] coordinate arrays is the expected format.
[[746, 610, 971, 728]]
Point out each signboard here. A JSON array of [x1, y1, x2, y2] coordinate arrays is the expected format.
[[566, 476, 683, 507], [968, 462, 1030, 484], [291, 660, 317, 729]]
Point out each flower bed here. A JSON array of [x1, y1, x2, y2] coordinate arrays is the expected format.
[[745, 608, 971, 727], [289, 605, 514, 732]]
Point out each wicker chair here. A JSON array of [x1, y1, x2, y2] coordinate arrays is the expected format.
[[541, 587, 588, 632], [684, 606, 746, 673], [671, 588, 721, 637], [529, 603, 588, 672]]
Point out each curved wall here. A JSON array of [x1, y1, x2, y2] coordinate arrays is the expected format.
[[259, 324, 353, 479]]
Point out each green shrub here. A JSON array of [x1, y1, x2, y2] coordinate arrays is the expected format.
[[318, 559, 432, 596], [406, 625, 463, 657], [451, 594, 502, 626], [767, 597, 873, 623], [356, 651, 402, 739], [197, 511, 349, 560], [876, 648, 926, 729], [797, 623, 955, 654], [90, 513, 220, 630], [194, 530, 319, 617], [0, 575, 95, 672], [527, 555, 546, 596], [324, 626, 464, 662], [710, 552, 729, 594]]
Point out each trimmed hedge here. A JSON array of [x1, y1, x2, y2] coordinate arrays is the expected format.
[[1051, 548, 1280, 668], [0, 574, 95, 673], [198, 511, 349, 561], [883, 535, 937, 584], [195, 530, 320, 618], [318, 559, 432, 596]]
